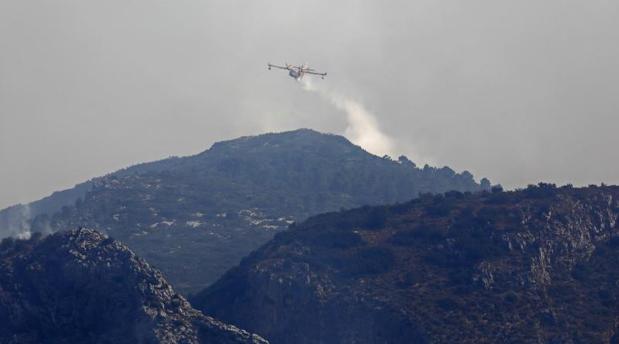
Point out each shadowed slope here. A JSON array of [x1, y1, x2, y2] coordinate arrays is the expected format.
[[194, 185, 619, 343]]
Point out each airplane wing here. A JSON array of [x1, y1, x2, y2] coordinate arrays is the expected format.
[[268, 63, 288, 70], [304, 71, 327, 77]]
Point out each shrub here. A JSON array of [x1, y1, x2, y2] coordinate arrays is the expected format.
[[310, 230, 364, 249], [524, 183, 558, 199], [486, 191, 510, 204], [491, 185, 504, 193], [456, 229, 505, 261], [341, 247, 395, 276], [448, 268, 472, 285], [436, 297, 458, 311], [390, 225, 444, 246], [571, 263, 593, 281], [365, 207, 388, 230], [607, 236, 619, 248], [503, 291, 519, 305], [425, 202, 453, 217], [444, 190, 464, 199]]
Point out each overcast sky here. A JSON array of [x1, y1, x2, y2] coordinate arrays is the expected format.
[[1, 0, 618, 209]]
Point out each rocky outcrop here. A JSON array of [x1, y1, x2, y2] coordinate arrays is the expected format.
[[0, 228, 267, 344], [194, 185, 619, 343]]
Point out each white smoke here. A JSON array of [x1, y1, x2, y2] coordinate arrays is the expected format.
[[0, 203, 33, 240], [16, 230, 32, 240], [301, 79, 395, 157]]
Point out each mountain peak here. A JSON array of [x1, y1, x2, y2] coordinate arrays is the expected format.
[[205, 129, 359, 157]]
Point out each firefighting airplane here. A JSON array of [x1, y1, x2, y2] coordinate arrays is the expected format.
[[267, 63, 327, 80]]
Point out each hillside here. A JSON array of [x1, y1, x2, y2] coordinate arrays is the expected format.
[[193, 184, 619, 343], [0, 182, 93, 238], [2, 129, 491, 294], [0, 228, 267, 344]]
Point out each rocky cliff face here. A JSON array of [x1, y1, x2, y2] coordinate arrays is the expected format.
[[0, 228, 267, 344], [194, 185, 619, 343]]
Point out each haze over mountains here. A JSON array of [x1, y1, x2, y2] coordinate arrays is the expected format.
[[2, 1, 617, 342], [0, 129, 491, 294], [1, 129, 618, 343]]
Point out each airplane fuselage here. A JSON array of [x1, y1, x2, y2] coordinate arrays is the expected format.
[[289, 69, 302, 80]]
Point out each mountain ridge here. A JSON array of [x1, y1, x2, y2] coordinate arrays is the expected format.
[[0, 129, 489, 235], [1, 129, 492, 294]]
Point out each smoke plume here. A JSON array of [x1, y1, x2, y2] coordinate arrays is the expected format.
[[0, 204, 33, 240], [302, 79, 395, 157]]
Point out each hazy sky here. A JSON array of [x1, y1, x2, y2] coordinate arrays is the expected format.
[[1, 0, 618, 209]]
